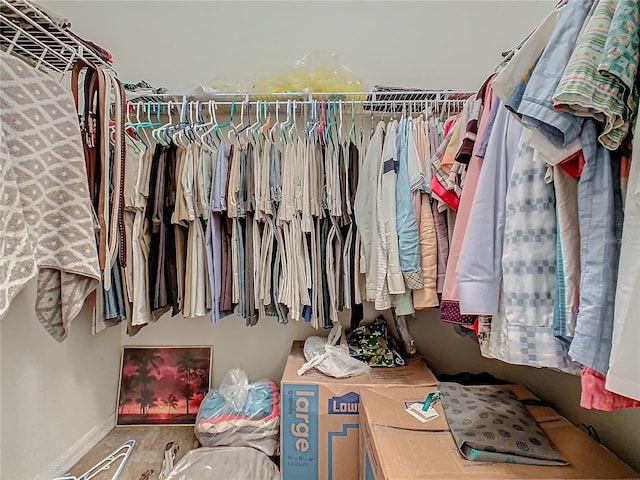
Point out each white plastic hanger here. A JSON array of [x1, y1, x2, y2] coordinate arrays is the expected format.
[[53, 440, 136, 480], [152, 101, 174, 146], [200, 100, 221, 152], [288, 100, 299, 144]]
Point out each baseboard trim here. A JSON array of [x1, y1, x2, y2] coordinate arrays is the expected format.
[[36, 413, 115, 480]]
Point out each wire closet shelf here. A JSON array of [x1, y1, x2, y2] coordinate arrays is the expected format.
[[125, 89, 476, 116], [0, 0, 116, 78]]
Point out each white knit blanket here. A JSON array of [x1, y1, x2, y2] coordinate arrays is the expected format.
[[0, 51, 100, 341]]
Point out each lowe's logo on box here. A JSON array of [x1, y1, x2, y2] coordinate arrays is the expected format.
[[328, 391, 360, 414]]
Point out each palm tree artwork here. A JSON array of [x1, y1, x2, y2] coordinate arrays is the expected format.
[[117, 347, 212, 426], [165, 393, 179, 416], [181, 383, 195, 416], [118, 374, 137, 414]]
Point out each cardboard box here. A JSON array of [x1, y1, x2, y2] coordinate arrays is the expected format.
[[360, 385, 639, 480], [280, 341, 438, 480]]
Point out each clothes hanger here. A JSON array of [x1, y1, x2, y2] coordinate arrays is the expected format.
[[288, 100, 299, 144], [171, 102, 188, 147], [228, 98, 246, 143], [269, 100, 283, 149], [323, 102, 333, 148], [329, 101, 339, 148], [317, 101, 326, 145], [53, 440, 136, 480], [280, 100, 292, 145], [259, 103, 274, 140], [194, 101, 214, 153], [171, 101, 191, 147], [338, 101, 345, 146], [213, 100, 237, 143], [307, 100, 320, 144], [123, 102, 142, 153], [251, 100, 262, 144], [193, 100, 214, 144], [152, 100, 173, 146], [136, 102, 156, 148], [132, 103, 148, 150], [162, 98, 189, 146], [200, 100, 223, 149], [348, 100, 356, 145], [258, 101, 268, 145], [248, 100, 261, 143], [186, 101, 206, 143], [185, 100, 203, 143]]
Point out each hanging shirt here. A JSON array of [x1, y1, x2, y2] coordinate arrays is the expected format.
[[206, 143, 230, 324], [376, 120, 405, 310], [607, 117, 640, 400], [569, 120, 623, 375], [441, 77, 498, 325], [492, 5, 565, 106], [354, 122, 385, 302], [412, 192, 439, 309], [516, 0, 596, 148], [395, 119, 423, 289], [457, 105, 523, 316], [553, 0, 639, 151], [488, 128, 575, 373]]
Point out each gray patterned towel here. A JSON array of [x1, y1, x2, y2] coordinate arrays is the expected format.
[[0, 50, 100, 341], [440, 382, 569, 466]]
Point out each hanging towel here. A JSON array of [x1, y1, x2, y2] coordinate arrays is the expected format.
[[0, 51, 100, 340]]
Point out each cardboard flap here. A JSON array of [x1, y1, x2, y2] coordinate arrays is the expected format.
[[360, 385, 639, 480], [361, 387, 450, 431], [282, 341, 438, 386]]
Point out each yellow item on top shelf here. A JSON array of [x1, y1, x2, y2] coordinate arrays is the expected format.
[[210, 51, 367, 98]]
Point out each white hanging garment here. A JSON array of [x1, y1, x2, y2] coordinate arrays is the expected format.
[[606, 120, 640, 400]]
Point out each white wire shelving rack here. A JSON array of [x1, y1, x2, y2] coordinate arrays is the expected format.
[[0, 0, 116, 78], [125, 88, 476, 116]]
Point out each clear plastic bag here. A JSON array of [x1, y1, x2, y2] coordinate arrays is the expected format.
[[298, 323, 371, 378], [218, 369, 251, 411], [210, 51, 367, 94], [164, 447, 280, 480], [195, 369, 279, 456]]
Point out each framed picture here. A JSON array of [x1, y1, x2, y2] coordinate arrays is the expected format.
[[116, 346, 213, 426]]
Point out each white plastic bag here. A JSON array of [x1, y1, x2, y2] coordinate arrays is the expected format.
[[164, 447, 280, 480], [297, 323, 371, 378]]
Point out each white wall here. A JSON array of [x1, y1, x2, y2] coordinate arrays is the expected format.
[[2, 0, 637, 477], [1, 281, 121, 480]]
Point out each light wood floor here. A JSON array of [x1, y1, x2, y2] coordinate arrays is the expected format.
[[68, 426, 197, 480]]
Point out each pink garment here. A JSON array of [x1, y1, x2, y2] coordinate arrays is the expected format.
[[430, 175, 460, 210], [581, 368, 640, 411], [433, 201, 449, 294], [443, 116, 457, 137], [440, 79, 498, 324]]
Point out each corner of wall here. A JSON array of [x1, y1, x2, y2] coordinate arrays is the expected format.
[[35, 413, 115, 480]]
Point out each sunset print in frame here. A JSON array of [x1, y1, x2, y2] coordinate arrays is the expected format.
[[116, 346, 213, 426]]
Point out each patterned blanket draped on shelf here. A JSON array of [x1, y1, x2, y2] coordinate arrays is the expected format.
[[0, 51, 100, 341]]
